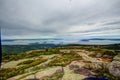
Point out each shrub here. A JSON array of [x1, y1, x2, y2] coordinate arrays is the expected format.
[[32, 66, 47, 71], [0, 68, 25, 79], [48, 73, 64, 80], [17, 60, 34, 66], [103, 50, 117, 56], [88, 52, 97, 57], [19, 58, 47, 69], [48, 53, 82, 67]]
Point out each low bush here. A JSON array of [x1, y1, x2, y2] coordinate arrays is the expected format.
[[19, 58, 47, 70], [0, 68, 25, 80], [47, 73, 64, 80], [17, 60, 34, 66], [88, 52, 98, 57], [103, 50, 117, 56], [0, 58, 47, 79], [48, 53, 82, 67], [32, 66, 47, 71], [2, 48, 60, 61]]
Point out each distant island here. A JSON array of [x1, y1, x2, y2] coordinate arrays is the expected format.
[[2, 38, 120, 45]]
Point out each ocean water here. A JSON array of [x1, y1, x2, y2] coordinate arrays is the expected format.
[[1, 39, 120, 45]]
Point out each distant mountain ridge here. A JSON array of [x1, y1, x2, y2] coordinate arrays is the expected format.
[[2, 38, 120, 45], [1, 38, 63, 41], [80, 38, 120, 41]]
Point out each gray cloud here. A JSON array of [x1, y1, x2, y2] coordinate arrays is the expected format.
[[0, 0, 120, 39], [103, 21, 120, 26]]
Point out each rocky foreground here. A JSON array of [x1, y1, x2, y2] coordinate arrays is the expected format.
[[1, 46, 120, 80]]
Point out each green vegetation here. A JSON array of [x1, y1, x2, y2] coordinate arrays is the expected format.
[[0, 68, 25, 80], [17, 60, 34, 66], [2, 48, 60, 61], [0, 58, 47, 80], [2, 44, 58, 54], [1, 44, 120, 80], [88, 52, 98, 57], [18, 58, 47, 70], [31, 65, 47, 71], [88, 49, 118, 58], [103, 50, 117, 56], [47, 73, 64, 80], [48, 52, 82, 67]]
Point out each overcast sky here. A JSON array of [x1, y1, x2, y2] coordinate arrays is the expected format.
[[0, 0, 120, 39]]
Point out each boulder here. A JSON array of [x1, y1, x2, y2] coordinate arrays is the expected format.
[[84, 63, 103, 71], [74, 67, 92, 76], [69, 64, 79, 70], [113, 54, 120, 61], [108, 61, 120, 77]]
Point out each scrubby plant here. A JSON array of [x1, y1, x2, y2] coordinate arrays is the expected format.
[[2, 48, 60, 62], [88, 52, 98, 57], [47, 73, 64, 80], [17, 60, 34, 66], [31, 66, 47, 71], [19, 58, 47, 70], [0, 68, 25, 80], [48, 52, 82, 67], [0, 58, 47, 79], [103, 50, 117, 56]]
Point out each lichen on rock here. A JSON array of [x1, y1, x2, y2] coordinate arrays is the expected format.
[[108, 61, 120, 77]]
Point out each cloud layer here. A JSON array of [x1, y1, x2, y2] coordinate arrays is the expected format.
[[0, 0, 120, 39]]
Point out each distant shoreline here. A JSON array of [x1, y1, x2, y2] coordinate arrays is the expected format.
[[1, 38, 120, 45]]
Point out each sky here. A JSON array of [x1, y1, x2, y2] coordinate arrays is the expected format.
[[0, 0, 120, 40]]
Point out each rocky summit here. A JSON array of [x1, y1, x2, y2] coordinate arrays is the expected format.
[[1, 45, 120, 80]]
